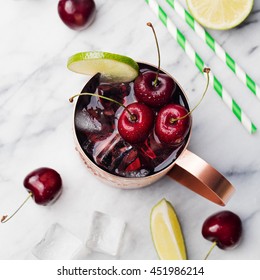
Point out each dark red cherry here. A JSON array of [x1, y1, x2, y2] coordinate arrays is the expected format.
[[202, 210, 242, 250], [134, 71, 176, 108], [155, 104, 191, 145], [1, 167, 62, 223], [23, 167, 62, 205], [118, 102, 154, 144], [58, 0, 96, 30]]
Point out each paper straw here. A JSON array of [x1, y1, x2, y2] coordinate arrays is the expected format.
[[145, 0, 257, 134], [166, 0, 260, 101]]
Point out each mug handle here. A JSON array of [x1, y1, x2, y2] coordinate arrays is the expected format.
[[167, 149, 235, 206]]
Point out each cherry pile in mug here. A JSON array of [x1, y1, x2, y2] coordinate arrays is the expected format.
[[74, 63, 191, 178]]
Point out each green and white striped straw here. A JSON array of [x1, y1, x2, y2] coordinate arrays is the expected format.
[[166, 0, 260, 101], [145, 0, 257, 134]]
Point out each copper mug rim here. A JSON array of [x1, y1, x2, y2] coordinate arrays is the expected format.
[[72, 62, 235, 206]]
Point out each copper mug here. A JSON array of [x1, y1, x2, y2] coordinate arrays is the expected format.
[[72, 63, 234, 206]]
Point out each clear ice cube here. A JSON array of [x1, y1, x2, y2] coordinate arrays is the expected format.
[[86, 211, 126, 256], [32, 223, 83, 260], [75, 108, 102, 133]]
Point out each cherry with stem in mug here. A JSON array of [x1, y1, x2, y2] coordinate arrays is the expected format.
[[134, 23, 176, 108], [155, 68, 210, 145], [118, 102, 154, 144], [70, 93, 154, 144]]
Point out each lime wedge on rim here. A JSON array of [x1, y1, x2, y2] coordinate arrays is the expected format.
[[67, 51, 139, 83], [186, 0, 254, 30], [150, 198, 187, 260]]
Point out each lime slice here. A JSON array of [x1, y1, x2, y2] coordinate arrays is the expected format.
[[186, 0, 254, 30], [150, 198, 187, 260], [67, 51, 139, 83]]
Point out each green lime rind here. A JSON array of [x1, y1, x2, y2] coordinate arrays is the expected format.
[[67, 51, 139, 83]]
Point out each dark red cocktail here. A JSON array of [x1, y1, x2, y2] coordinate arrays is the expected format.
[[74, 63, 190, 178]]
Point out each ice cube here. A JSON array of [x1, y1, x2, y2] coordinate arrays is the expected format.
[[94, 134, 131, 172], [32, 223, 83, 260], [75, 108, 102, 133], [86, 211, 126, 256]]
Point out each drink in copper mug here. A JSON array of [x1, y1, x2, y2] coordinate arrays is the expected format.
[[73, 63, 234, 206]]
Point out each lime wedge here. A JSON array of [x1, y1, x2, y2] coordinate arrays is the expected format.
[[186, 0, 254, 30], [67, 51, 139, 83], [150, 198, 187, 260]]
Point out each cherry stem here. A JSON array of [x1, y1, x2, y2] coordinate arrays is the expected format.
[[204, 241, 217, 260], [69, 92, 137, 121], [170, 68, 211, 124], [147, 22, 161, 87], [1, 192, 33, 224]]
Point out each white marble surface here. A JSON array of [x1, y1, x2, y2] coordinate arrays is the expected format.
[[1, 0, 260, 260]]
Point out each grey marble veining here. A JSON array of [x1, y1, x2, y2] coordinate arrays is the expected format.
[[0, 0, 260, 260]]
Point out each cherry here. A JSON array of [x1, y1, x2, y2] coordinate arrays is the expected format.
[[155, 66, 211, 145], [118, 102, 154, 144], [134, 22, 176, 108], [134, 71, 176, 108], [69, 93, 154, 145], [155, 104, 191, 145], [58, 0, 96, 30], [23, 167, 62, 205], [1, 167, 62, 223], [202, 210, 242, 259]]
